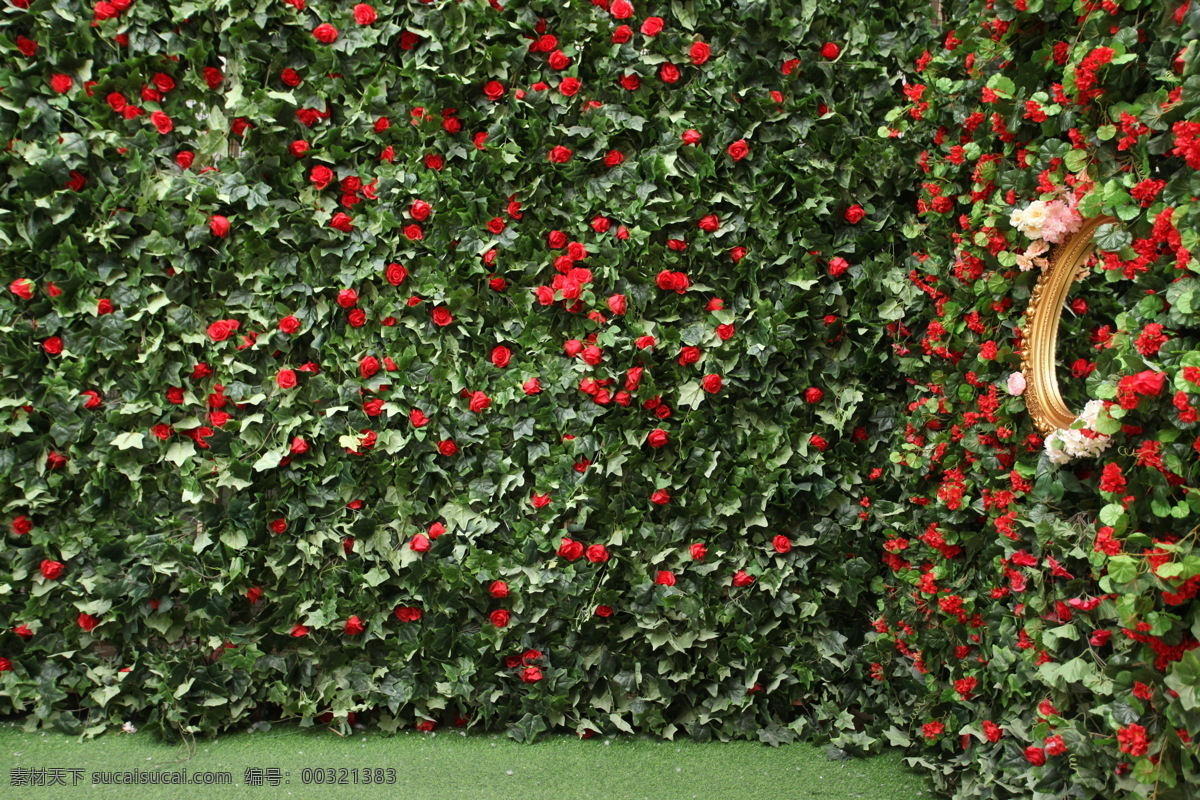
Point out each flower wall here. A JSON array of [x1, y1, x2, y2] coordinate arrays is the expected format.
[[2, 0, 1199, 798], [871, 1, 1200, 798]]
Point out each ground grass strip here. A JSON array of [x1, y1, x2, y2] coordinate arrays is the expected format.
[[0, 722, 929, 800]]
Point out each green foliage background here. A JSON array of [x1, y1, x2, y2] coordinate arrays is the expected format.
[[1, 0, 1199, 798]]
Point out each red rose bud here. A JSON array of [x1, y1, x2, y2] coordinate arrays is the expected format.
[[821, 42, 841, 60], [650, 489, 671, 505], [732, 569, 756, 587], [344, 615, 365, 634], [489, 580, 509, 598], [804, 387, 824, 403], [11, 515, 33, 535], [9, 278, 34, 299], [828, 257, 850, 277], [410, 534, 431, 552], [208, 215, 230, 237]]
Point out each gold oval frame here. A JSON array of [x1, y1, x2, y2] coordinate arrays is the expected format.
[[1020, 215, 1117, 434]]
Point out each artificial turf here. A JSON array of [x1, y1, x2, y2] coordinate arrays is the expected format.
[[0, 722, 930, 800]]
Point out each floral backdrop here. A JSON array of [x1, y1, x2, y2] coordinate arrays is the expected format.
[[0, 0, 1198, 798]]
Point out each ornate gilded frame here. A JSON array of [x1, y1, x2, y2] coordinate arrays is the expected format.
[[1020, 215, 1117, 434]]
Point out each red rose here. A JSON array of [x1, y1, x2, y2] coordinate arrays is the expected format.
[[844, 204, 866, 223], [701, 374, 722, 393], [716, 323, 735, 340], [49, 73, 73, 94], [690, 543, 707, 560], [150, 110, 173, 134], [732, 569, 756, 587], [655, 570, 676, 586], [313, 23, 338, 43], [40, 559, 64, 580], [821, 42, 841, 60], [352, 3, 375, 24], [344, 615, 365, 635], [13, 624, 33, 638], [772, 535, 792, 554], [176, 150, 194, 169], [697, 214, 720, 232], [410, 409, 429, 427], [203, 67, 223, 88], [559, 77, 581, 96], [468, 391, 491, 413], [490, 609, 510, 627], [276, 369, 297, 389], [640, 15, 663, 35], [548, 145, 573, 163], [650, 489, 671, 505], [828, 257, 850, 276], [483, 80, 505, 101], [11, 515, 33, 535], [595, 605, 613, 617], [289, 437, 309, 454], [278, 315, 301, 334], [604, 149, 626, 167], [523, 377, 542, 395], [531, 492, 550, 507], [610, 0, 633, 18], [336, 288, 358, 308], [208, 215, 230, 237], [329, 212, 353, 231], [78, 613, 99, 632], [810, 434, 828, 451], [491, 346, 512, 368], [520, 666, 542, 683], [585, 544, 610, 563], [727, 139, 749, 161], [489, 580, 509, 598], [42, 336, 63, 355], [428, 521, 446, 539], [690, 41, 711, 65], [612, 25, 632, 43], [431, 306, 454, 327], [310, 165, 333, 190], [1024, 746, 1046, 766], [557, 538, 584, 561], [410, 533, 431, 552], [804, 387, 824, 403], [394, 606, 423, 622], [647, 429, 669, 448], [269, 518, 287, 534], [9, 278, 34, 300], [290, 624, 309, 637], [290, 140, 309, 157], [437, 439, 458, 456]]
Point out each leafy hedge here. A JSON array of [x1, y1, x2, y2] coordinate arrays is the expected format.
[[0, 0, 927, 748], [3, 0, 1200, 798]]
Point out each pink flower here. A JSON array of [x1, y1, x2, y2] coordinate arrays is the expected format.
[[1006, 372, 1026, 396]]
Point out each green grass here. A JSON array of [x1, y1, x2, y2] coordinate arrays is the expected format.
[[0, 722, 929, 800]]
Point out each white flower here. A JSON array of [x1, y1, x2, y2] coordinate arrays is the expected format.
[[122, 722, 137, 734], [1006, 372, 1026, 396], [1010, 201, 1049, 240]]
